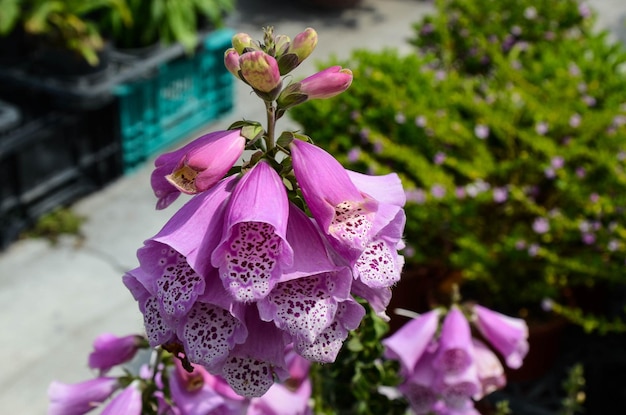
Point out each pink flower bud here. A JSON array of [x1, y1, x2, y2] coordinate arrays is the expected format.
[[88, 333, 144, 374], [231, 32, 255, 54], [289, 27, 318, 62], [224, 48, 241, 79], [299, 66, 353, 99], [239, 51, 282, 93]]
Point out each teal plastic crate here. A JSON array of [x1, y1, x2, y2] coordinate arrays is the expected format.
[[115, 29, 235, 172]]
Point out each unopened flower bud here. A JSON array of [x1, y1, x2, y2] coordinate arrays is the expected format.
[[232, 32, 255, 54], [239, 50, 282, 94], [273, 34, 291, 56], [224, 48, 241, 79], [278, 66, 352, 109], [290, 27, 318, 62]]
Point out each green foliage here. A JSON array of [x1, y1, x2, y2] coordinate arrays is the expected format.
[[290, 0, 626, 326], [560, 363, 585, 415], [100, 0, 234, 51], [21, 207, 85, 244], [0, 0, 22, 35], [310, 304, 408, 415], [23, 0, 131, 65]]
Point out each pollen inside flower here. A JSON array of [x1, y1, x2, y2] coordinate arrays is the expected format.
[[155, 249, 204, 317], [356, 239, 400, 288], [143, 296, 174, 347], [222, 356, 274, 397], [266, 274, 336, 343], [180, 302, 241, 368], [329, 201, 373, 250], [222, 221, 282, 302]]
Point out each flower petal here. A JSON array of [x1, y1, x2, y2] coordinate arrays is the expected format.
[[48, 377, 119, 415]]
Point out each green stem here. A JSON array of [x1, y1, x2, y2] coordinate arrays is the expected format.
[[265, 101, 276, 151]]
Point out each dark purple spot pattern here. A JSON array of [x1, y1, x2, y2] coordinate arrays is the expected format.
[[329, 201, 372, 249], [142, 296, 174, 347], [355, 239, 400, 288], [222, 355, 274, 397], [222, 222, 282, 302], [155, 249, 204, 318], [266, 273, 336, 343], [295, 301, 352, 363], [180, 302, 241, 369]]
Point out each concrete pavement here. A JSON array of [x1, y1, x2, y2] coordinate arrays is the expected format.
[[1, 0, 625, 413]]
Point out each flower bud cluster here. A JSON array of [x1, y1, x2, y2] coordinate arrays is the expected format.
[[383, 303, 529, 414], [224, 27, 352, 106]]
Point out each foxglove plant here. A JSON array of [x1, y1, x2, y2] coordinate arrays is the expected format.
[[48, 25, 408, 410], [383, 298, 529, 415]]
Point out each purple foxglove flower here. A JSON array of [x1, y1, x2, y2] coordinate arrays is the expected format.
[[132, 176, 237, 328], [257, 204, 353, 344], [239, 51, 282, 94], [472, 338, 506, 396], [290, 139, 387, 261], [211, 161, 293, 302], [88, 333, 143, 373], [224, 48, 241, 79], [383, 309, 441, 375], [398, 351, 439, 415], [248, 348, 313, 415], [220, 309, 291, 397], [473, 304, 529, 369], [48, 377, 119, 415], [100, 380, 142, 415], [169, 359, 240, 415], [295, 296, 365, 363], [151, 130, 245, 209], [433, 306, 473, 375]]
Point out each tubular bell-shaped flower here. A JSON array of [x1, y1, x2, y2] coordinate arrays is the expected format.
[[151, 130, 245, 209], [88, 333, 144, 374], [278, 66, 353, 110], [212, 161, 293, 302], [257, 204, 353, 344], [290, 139, 378, 261], [48, 377, 119, 415], [383, 308, 441, 375], [472, 304, 529, 369], [100, 380, 142, 415], [434, 306, 474, 376]]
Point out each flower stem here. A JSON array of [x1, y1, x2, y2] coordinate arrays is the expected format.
[[265, 101, 276, 151]]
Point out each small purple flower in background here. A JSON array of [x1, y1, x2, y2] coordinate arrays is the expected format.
[[535, 121, 549, 135], [589, 193, 599, 203], [359, 127, 370, 142], [532, 217, 550, 234], [523, 6, 537, 19], [492, 187, 508, 203], [434, 152, 446, 165], [544, 31, 555, 41], [373, 140, 384, 154], [455, 187, 466, 200], [465, 180, 490, 198], [568, 63, 581, 77], [474, 124, 489, 139], [582, 233, 596, 245], [350, 110, 360, 120], [544, 167, 556, 179], [395, 113, 406, 124], [577, 82, 587, 93], [48, 377, 119, 415], [541, 298, 554, 312], [415, 115, 427, 127], [576, 167, 586, 178], [347, 147, 361, 162], [514, 239, 526, 250], [88, 333, 144, 374], [435, 70, 447, 81], [583, 95, 596, 107], [431, 184, 446, 199], [551, 156, 565, 169], [528, 243, 540, 257], [406, 188, 426, 204], [579, 2, 591, 18], [619, 151, 626, 162], [569, 113, 582, 128], [608, 240, 620, 252]]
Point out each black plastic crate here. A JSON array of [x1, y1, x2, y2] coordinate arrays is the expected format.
[[0, 105, 123, 249]]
